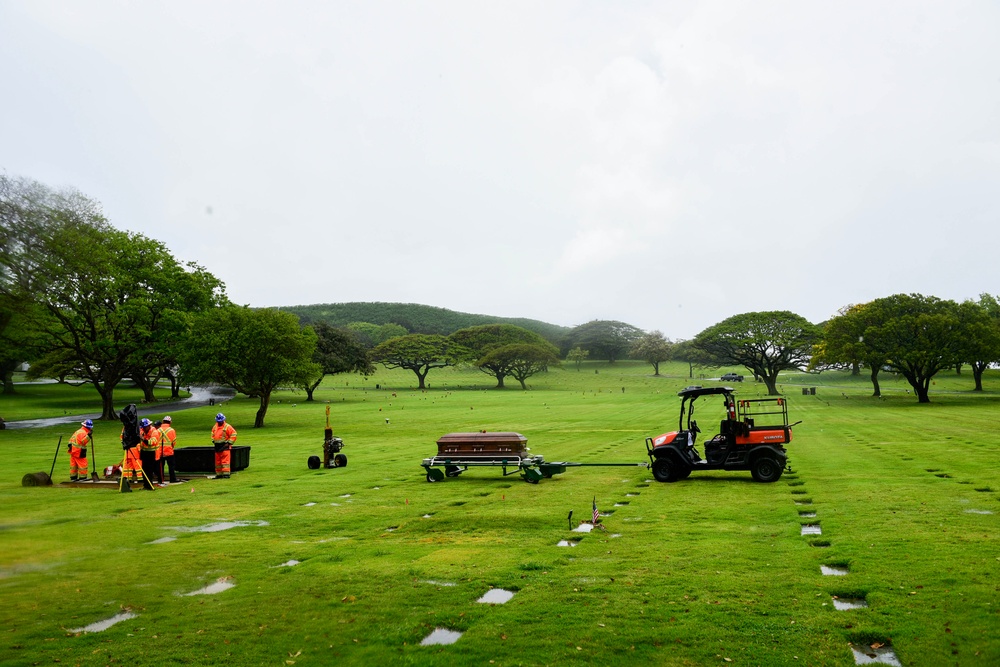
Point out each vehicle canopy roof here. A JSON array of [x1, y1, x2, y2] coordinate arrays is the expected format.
[[677, 385, 735, 399]]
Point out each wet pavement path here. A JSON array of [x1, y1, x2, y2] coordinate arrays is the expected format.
[[3, 385, 236, 430]]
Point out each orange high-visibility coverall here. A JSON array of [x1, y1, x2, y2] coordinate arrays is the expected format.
[[120, 429, 144, 483], [68, 426, 91, 480], [139, 426, 162, 485], [159, 424, 178, 483], [211, 422, 237, 477]]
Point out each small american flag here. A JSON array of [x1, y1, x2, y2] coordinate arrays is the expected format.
[[592, 496, 599, 524]]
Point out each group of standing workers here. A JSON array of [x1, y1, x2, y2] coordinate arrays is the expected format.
[[68, 413, 237, 486]]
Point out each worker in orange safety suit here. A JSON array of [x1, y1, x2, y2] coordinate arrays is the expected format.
[[159, 415, 178, 483], [138, 418, 163, 488], [68, 419, 93, 481], [211, 413, 237, 479], [120, 426, 150, 489]]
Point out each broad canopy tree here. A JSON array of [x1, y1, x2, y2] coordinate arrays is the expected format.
[[0, 175, 225, 419], [182, 307, 320, 427], [963, 294, 1000, 392], [371, 334, 467, 389], [694, 311, 819, 395], [303, 322, 373, 400], [631, 330, 673, 376], [811, 303, 889, 397], [450, 324, 557, 389], [563, 320, 644, 363]]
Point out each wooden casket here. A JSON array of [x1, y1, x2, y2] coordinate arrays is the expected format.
[[436, 432, 528, 458]]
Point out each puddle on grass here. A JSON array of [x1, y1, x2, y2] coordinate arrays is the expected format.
[[273, 560, 300, 567], [556, 540, 579, 547], [420, 628, 462, 646], [69, 611, 137, 633], [477, 588, 515, 604], [964, 509, 993, 515], [850, 643, 902, 666], [147, 536, 177, 544], [614, 502, 629, 507], [573, 523, 595, 533], [801, 524, 822, 536], [822, 565, 849, 576], [423, 580, 456, 587], [180, 578, 235, 596], [168, 520, 269, 533], [799, 512, 817, 518], [833, 597, 867, 610]]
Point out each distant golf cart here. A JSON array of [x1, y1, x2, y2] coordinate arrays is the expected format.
[[645, 386, 797, 483]]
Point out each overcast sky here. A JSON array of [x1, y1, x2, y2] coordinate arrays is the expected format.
[[2, 1, 998, 339]]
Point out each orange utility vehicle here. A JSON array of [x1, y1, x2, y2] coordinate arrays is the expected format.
[[645, 386, 796, 483]]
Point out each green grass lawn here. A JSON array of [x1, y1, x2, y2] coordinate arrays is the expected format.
[[0, 363, 997, 666]]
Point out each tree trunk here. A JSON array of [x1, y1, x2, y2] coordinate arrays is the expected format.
[[254, 392, 271, 427], [495, 374, 506, 389], [763, 372, 780, 396], [132, 373, 157, 403], [304, 376, 323, 402], [96, 381, 119, 420], [851, 360, 860, 376], [870, 367, 881, 398], [955, 363, 962, 375], [652, 361, 660, 376], [2, 368, 13, 395], [415, 368, 428, 389], [972, 362, 985, 391], [688, 362, 694, 379], [518, 377, 528, 390]]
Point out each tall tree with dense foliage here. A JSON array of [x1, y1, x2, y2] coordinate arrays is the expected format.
[[811, 303, 889, 397], [303, 322, 373, 400], [563, 320, 644, 363], [182, 307, 320, 427], [0, 175, 225, 418], [671, 340, 716, 379], [345, 321, 408, 348], [964, 294, 1000, 391], [371, 334, 467, 389], [450, 324, 555, 388], [631, 330, 673, 376], [566, 346, 589, 371], [694, 311, 819, 395], [853, 294, 967, 403]]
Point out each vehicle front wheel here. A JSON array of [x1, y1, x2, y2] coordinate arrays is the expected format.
[[751, 456, 783, 483], [652, 457, 678, 483]]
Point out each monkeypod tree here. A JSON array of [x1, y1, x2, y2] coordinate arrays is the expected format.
[[0, 174, 225, 419], [182, 307, 320, 427], [302, 322, 373, 400], [858, 294, 971, 403], [671, 340, 717, 380], [631, 330, 673, 376], [694, 311, 819, 395], [450, 324, 555, 388], [562, 320, 644, 363], [566, 346, 589, 371], [371, 334, 467, 389], [963, 294, 1000, 392], [811, 303, 889, 397]]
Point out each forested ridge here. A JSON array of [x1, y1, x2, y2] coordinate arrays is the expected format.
[[281, 302, 570, 345]]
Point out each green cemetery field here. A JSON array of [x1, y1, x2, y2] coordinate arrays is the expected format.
[[0, 363, 997, 666]]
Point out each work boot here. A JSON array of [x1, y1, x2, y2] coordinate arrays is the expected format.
[[70, 476, 78, 482], [219, 474, 230, 479]]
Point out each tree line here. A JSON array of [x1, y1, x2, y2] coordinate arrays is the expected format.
[[4, 174, 998, 432]]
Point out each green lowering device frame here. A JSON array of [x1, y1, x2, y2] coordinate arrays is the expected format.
[[422, 432, 648, 484]]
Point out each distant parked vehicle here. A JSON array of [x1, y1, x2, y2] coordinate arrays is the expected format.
[[721, 372, 744, 382]]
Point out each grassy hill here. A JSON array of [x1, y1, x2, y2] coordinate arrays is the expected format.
[[280, 302, 571, 345]]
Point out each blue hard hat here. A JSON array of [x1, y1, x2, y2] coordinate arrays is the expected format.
[[216, 413, 225, 423], [82, 419, 94, 429], [140, 418, 152, 428]]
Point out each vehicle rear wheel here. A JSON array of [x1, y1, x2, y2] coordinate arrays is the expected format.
[[652, 457, 678, 483], [333, 453, 347, 468], [426, 468, 445, 483], [751, 456, 782, 482]]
